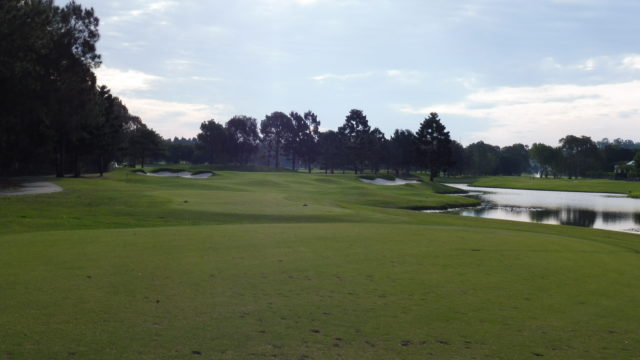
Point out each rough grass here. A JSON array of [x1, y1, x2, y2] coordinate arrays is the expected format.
[[1, 169, 639, 359], [470, 176, 640, 198]]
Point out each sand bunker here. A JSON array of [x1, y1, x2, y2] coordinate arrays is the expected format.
[[360, 178, 420, 186], [138, 171, 213, 179], [0, 180, 63, 196]]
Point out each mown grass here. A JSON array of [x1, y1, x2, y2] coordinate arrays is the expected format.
[[1, 169, 640, 359], [469, 176, 640, 198]]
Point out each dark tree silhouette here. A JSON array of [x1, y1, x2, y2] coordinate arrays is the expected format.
[[197, 119, 226, 164], [388, 129, 417, 176], [165, 137, 198, 164], [92, 86, 130, 176], [499, 144, 530, 175], [225, 115, 260, 165], [368, 128, 386, 174], [416, 112, 452, 181], [529, 143, 562, 178], [448, 140, 466, 176], [300, 111, 321, 173], [126, 120, 163, 168], [260, 112, 293, 169], [48, 1, 102, 177], [464, 141, 500, 175], [317, 130, 345, 174], [559, 135, 600, 178], [338, 109, 371, 174]]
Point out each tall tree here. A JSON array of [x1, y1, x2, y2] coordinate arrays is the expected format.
[[559, 135, 600, 178], [287, 111, 320, 173], [197, 119, 226, 164], [92, 86, 132, 176], [416, 112, 452, 181], [448, 140, 466, 176], [499, 143, 530, 175], [126, 120, 163, 168], [530, 143, 562, 178], [164, 137, 197, 164], [368, 128, 387, 174], [317, 130, 344, 174], [388, 129, 417, 176], [285, 111, 305, 171], [47, 0, 102, 177], [465, 141, 501, 175], [0, 0, 54, 175], [260, 112, 293, 169], [225, 115, 260, 165], [338, 109, 371, 174]]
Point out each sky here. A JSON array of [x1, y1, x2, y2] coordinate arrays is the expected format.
[[58, 0, 640, 146]]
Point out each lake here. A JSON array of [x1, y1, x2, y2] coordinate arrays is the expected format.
[[442, 184, 640, 234]]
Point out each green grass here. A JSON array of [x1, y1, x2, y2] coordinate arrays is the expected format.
[[469, 176, 640, 198], [1, 169, 640, 359]]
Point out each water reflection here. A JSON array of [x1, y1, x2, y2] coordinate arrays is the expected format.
[[445, 184, 640, 234], [559, 209, 597, 228], [529, 209, 559, 223], [600, 211, 630, 224]]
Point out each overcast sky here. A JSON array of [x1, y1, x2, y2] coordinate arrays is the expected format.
[[59, 0, 640, 146]]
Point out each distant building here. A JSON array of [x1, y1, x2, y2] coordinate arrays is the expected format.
[[614, 160, 636, 179]]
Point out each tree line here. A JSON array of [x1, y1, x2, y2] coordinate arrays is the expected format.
[[0, 0, 163, 177], [161, 111, 640, 180], [163, 111, 455, 181]]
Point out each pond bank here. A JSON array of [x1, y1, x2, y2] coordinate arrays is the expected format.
[[444, 183, 640, 234]]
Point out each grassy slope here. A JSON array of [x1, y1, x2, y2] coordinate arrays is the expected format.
[[1, 169, 639, 359], [470, 176, 640, 197]]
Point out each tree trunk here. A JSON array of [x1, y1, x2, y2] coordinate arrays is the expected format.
[[73, 151, 80, 178], [266, 145, 271, 167], [292, 153, 296, 171], [55, 142, 65, 178], [275, 142, 280, 169], [98, 154, 104, 177]]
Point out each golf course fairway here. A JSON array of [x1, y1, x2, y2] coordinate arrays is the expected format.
[[1, 169, 639, 359]]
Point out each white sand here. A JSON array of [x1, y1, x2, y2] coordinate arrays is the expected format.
[[139, 171, 213, 179], [360, 178, 420, 186], [0, 181, 63, 196]]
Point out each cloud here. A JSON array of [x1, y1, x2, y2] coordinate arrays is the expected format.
[[311, 72, 373, 81], [311, 69, 424, 83], [189, 76, 223, 82], [622, 55, 640, 70], [385, 69, 425, 84], [262, 0, 358, 7], [121, 97, 233, 138], [453, 75, 480, 90], [542, 54, 640, 73], [103, 0, 177, 24], [95, 66, 163, 94], [400, 81, 640, 146]]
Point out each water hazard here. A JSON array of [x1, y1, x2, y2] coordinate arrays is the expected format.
[[443, 184, 640, 234]]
